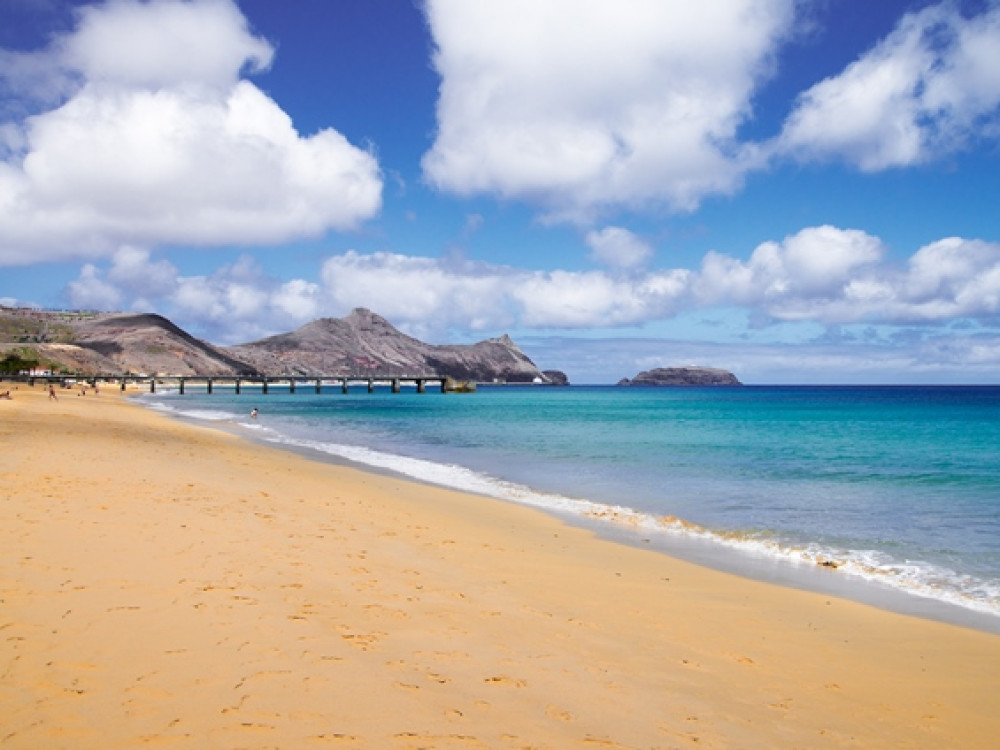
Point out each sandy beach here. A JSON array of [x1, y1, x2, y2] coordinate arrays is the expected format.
[[2, 384, 999, 748]]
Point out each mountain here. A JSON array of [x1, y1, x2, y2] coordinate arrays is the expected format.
[[617, 367, 742, 386], [0, 309, 252, 376], [0, 306, 566, 384], [226, 308, 564, 384]]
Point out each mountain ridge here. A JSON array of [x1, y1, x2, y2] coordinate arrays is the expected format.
[[0, 306, 566, 384]]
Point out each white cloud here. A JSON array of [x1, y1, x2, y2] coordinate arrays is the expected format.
[[319, 249, 691, 333], [0, 0, 382, 266], [696, 227, 1000, 325], [894, 237, 1000, 321], [422, 0, 795, 220], [63, 250, 324, 343], [60, 228, 1000, 349], [585, 226, 653, 270], [272, 279, 322, 322], [696, 225, 885, 314], [62, 0, 274, 91], [320, 251, 519, 337], [65, 263, 123, 309], [106, 246, 179, 299], [774, 2, 1000, 170]]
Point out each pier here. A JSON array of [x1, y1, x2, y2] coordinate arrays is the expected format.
[[25, 374, 458, 395]]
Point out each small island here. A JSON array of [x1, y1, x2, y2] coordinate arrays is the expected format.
[[617, 366, 742, 386]]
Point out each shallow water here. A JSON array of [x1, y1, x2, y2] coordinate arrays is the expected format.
[[141, 384, 1000, 626]]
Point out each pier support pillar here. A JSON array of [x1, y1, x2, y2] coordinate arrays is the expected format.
[[150, 380, 156, 393], [235, 379, 241, 395], [315, 379, 322, 394], [342, 379, 349, 394], [392, 378, 400, 394], [207, 379, 213, 394], [262, 378, 268, 395], [417, 379, 425, 394], [368, 379, 375, 393], [179, 379, 185, 395], [289, 379, 295, 394]]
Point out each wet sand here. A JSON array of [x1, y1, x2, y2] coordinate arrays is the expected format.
[[2, 383, 999, 748]]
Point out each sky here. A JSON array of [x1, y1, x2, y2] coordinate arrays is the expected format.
[[1, 0, 999, 384]]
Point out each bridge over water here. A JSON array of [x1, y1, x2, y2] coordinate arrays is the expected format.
[[31, 374, 462, 395]]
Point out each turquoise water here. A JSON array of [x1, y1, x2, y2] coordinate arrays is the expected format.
[[141, 384, 1000, 622]]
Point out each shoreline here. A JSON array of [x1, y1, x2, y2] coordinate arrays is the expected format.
[[145, 388, 1000, 635], [3, 384, 999, 747]]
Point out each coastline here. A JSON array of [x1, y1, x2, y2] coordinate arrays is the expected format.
[[149, 386, 1000, 634], [3, 384, 999, 747]]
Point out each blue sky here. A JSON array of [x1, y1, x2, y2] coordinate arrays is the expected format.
[[2, 0, 999, 384]]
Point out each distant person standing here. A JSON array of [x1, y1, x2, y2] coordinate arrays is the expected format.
[[250, 408, 258, 420], [48, 384, 57, 401]]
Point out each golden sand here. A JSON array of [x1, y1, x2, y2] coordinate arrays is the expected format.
[[2, 384, 999, 748]]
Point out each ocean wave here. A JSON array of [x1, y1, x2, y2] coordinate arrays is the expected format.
[[139, 395, 249, 424], [266, 432, 1000, 620]]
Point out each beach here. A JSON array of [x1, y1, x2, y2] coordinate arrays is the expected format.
[[2, 384, 999, 748]]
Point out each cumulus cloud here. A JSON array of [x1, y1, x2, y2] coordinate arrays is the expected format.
[[65, 263, 123, 310], [696, 227, 1000, 325], [773, 2, 1000, 170], [61, 0, 274, 91], [695, 225, 886, 317], [0, 0, 382, 266], [893, 237, 1000, 321], [320, 250, 690, 333], [421, 0, 795, 220], [585, 226, 653, 270], [63, 248, 321, 342], [421, 0, 1000, 218], [61, 227, 1000, 347]]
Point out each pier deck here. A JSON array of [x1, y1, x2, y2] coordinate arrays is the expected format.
[[24, 374, 457, 395]]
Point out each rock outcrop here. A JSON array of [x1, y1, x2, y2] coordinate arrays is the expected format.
[[542, 370, 570, 386], [228, 308, 564, 384], [618, 367, 741, 386]]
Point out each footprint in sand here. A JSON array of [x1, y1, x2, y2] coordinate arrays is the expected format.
[[339, 631, 384, 650], [546, 705, 572, 721], [483, 675, 527, 688]]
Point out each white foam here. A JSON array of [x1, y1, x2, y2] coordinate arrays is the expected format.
[[136, 399, 1000, 622], [268, 432, 1000, 619], [138, 396, 250, 424]]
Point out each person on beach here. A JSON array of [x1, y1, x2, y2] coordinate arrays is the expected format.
[[250, 408, 258, 419], [48, 384, 57, 401]]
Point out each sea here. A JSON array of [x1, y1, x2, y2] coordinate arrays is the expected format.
[[138, 383, 1000, 632]]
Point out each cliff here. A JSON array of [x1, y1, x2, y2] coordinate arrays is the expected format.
[[618, 367, 741, 386]]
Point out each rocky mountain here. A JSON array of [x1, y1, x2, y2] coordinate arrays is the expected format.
[[0, 309, 251, 376], [227, 308, 564, 384], [618, 367, 741, 386], [0, 306, 566, 384]]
